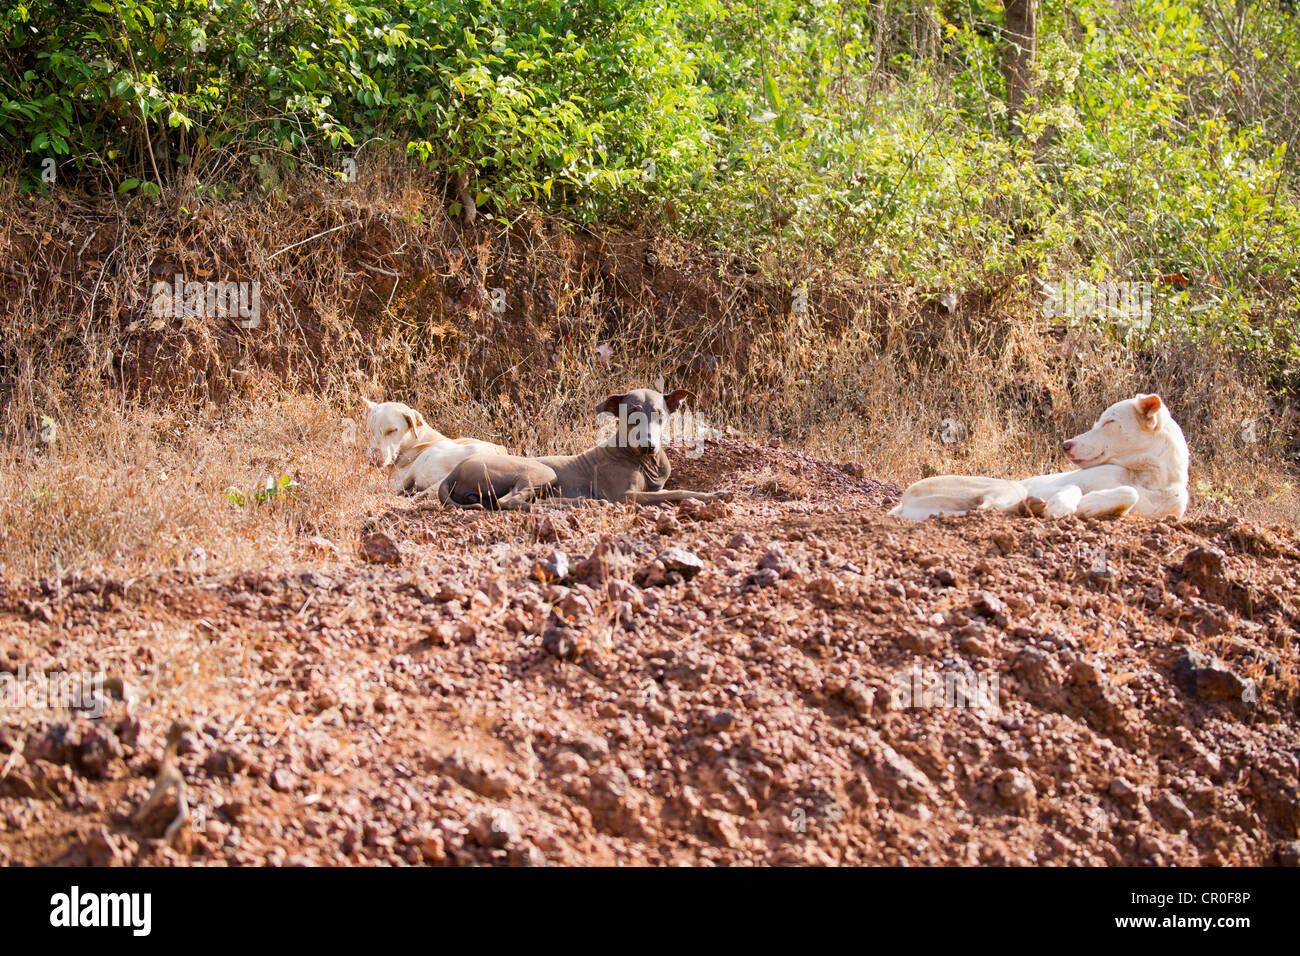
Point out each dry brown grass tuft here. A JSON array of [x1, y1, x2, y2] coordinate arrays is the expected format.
[[0, 390, 383, 578]]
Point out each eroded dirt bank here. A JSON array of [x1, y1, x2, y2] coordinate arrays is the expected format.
[[1, 439, 1297, 866]]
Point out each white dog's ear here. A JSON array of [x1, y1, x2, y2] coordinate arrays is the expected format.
[[402, 410, 418, 432], [362, 396, 377, 411], [664, 389, 695, 413], [597, 394, 627, 416], [1136, 394, 1163, 429]]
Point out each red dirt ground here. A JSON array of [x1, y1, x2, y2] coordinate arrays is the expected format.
[[1, 439, 1297, 866]]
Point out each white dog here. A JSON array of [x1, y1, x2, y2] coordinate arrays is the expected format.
[[890, 394, 1189, 521], [363, 397, 507, 497]]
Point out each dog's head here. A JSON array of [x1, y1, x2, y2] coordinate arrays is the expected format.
[[596, 388, 694, 456], [1061, 394, 1176, 470], [363, 397, 429, 468]]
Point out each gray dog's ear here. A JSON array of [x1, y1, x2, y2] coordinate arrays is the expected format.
[[597, 394, 627, 416], [664, 389, 695, 413]]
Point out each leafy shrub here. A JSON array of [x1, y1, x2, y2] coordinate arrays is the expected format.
[[1, 0, 1296, 379]]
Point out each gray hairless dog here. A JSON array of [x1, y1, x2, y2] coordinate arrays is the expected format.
[[439, 388, 729, 510]]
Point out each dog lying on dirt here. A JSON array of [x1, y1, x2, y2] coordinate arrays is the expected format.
[[439, 388, 730, 510], [890, 394, 1189, 521], [363, 397, 507, 496]]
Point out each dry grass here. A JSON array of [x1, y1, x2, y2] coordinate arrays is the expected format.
[[2, 366, 1293, 582], [0, 390, 380, 578]]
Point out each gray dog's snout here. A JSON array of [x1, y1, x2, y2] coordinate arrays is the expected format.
[[1061, 440, 1074, 454]]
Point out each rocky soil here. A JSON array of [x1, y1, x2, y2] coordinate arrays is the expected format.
[[1, 439, 1298, 866]]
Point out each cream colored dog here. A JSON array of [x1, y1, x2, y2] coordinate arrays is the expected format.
[[890, 394, 1189, 521], [363, 397, 507, 497]]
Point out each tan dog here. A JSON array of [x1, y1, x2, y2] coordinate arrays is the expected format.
[[363, 397, 506, 496], [890, 394, 1190, 521], [440, 388, 728, 510]]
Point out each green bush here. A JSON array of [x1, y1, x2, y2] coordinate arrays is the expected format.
[[2, 0, 1297, 379]]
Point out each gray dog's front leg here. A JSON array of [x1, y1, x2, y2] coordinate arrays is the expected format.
[[527, 496, 615, 510], [495, 482, 547, 511], [625, 490, 732, 504]]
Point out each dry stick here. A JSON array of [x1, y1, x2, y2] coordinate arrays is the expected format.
[[266, 219, 363, 262], [133, 719, 194, 844]]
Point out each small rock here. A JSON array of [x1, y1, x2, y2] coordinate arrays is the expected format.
[[727, 532, 755, 550], [745, 568, 781, 589], [705, 710, 736, 732], [84, 826, 130, 867], [757, 545, 790, 576], [658, 547, 704, 581], [633, 559, 669, 588], [991, 532, 1018, 555], [469, 808, 521, 849], [531, 550, 570, 583], [678, 498, 729, 521], [420, 832, 446, 862], [702, 810, 740, 847], [359, 532, 401, 566], [655, 513, 681, 534], [570, 733, 610, 761], [542, 627, 579, 659], [555, 591, 594, 622], [1181, 546, 1226, 584], [1108, 777, 1144, 808], [552, 752, 588, 776], [1173, 650, 1257, 704], [76, 727, 122, 779], [535, 514, 563, 542], [1276, 841, 1300, 867], [995, 770, 1036, 814], [24, 724, 72, 764], [808, 574, 842, 603], [1151, 791, 1194, 830], [970, 591, 1007, 620], [101, 674, 140, 707], [843, 681, 874, 714]]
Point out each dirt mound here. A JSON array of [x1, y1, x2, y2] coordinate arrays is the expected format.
[[1, 440, 1297, 866], [667, 437, 900, 506]]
